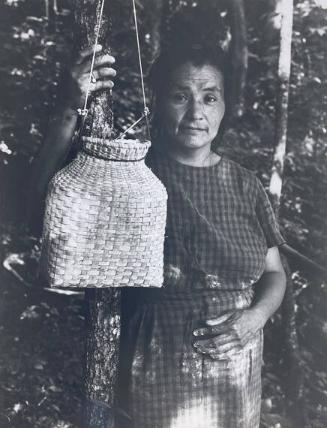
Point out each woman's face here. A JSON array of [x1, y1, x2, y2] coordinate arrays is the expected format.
[[159, 61, 225, 152]]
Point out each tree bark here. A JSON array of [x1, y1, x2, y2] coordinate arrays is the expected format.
[[75, 0, 114, 139], [229, 0, 248, 118], [74, 2, 121, 427], [280, 255, 309, 427], [45, 0, 49, 19], [269, 1, 309, 426], [85, 289, 121, 428], [53, 0, 58, 14], [269, 0, 293, 211]]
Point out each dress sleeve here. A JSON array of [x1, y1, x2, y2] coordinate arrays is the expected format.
[[255, 178, 286, 248]]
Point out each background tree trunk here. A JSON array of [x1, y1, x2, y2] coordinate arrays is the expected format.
[[74, 2, 121, 427], [280, 255, 309, 427], [53, 0, 58, 14], [269, 0, 293, 211], [269, 1, 309, 426], [45, 0, 49, 19], [149, 0, 163, 61], [228, 0, 248, 118]]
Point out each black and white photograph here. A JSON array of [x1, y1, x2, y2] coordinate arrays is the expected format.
[[0, 0, 326, 427]]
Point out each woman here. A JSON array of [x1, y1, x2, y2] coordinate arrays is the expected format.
[[29, 43, 286, 428], [118, 44, 286, 428]]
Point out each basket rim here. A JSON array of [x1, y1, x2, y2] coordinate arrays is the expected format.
[[81, 137, 151, 161], [81, 136, 151, 148]]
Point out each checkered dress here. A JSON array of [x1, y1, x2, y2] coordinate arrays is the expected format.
[[118, 149, 285, 428]]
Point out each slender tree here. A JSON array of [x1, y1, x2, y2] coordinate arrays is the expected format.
[[229, 0, 248, 117], [269, 1, 309, 426], [149, 0, 163, 61], [75, 2, 120, 427], [45, 0, 49, 19], [269, 0, 293, 210]]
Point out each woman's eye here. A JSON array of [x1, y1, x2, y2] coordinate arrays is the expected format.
[[205, 94, 218, 104], [171, 93, 188, 103]]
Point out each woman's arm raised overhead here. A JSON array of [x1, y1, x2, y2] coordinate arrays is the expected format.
[[26, 45, 116, 230]]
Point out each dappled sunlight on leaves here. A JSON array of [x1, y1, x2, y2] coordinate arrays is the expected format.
[[0, 0, 326, 427]]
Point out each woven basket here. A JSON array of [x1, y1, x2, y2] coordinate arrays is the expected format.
[[40, 137, 167, 288]]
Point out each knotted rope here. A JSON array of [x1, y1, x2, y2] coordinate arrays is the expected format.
[[77, 0, 106, 117], [78, 0, 150, 141]]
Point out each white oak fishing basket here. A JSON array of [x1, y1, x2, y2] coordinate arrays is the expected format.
[[40, 137, 167, 288]]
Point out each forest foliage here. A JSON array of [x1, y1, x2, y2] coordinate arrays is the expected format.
[[0, 0, 326, 427]]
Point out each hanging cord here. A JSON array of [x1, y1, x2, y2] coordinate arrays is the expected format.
[[114, 0, 150, 141], [132, 0, 150, 135], [77, 0, 106, 117], [77, 0, 150, 141]]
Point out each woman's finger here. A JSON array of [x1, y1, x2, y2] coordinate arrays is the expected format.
[[91, 80, 114, 92], [193, 337, 215, 349], [209, 347, 241, 360], [193, 326, 212, 337], [205, 312, 234, 327], [193, 311, 246, 338], [206, 311, 242, 328], [213, 341, 242, 355], [76, 44, 102, 64], [193, 343, 214, 356], [193, 334, 234, 351], [209, 334, 234, 347], [194, 318, 238, 337], [80, 54, 116, 75], [93, 54, 116, 69], [195, 342, 240, 360], [92, 67, 117, 80]]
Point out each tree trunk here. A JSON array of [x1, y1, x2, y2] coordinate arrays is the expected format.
[[74, 2, 121, 427], [45, 0, 49, 19], [269, 0, 293, 211], [150, 0, 163, 61], [280, 255, 309, 427], [85, 289, 121, 428], [229, 0, 248, 118], [53, 0, 58, 14], [269, 1, 309, 426], [75, 0, 114, 139]]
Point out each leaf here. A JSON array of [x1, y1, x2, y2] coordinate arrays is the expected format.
[[34, 362, 44, 370], [20, 305, 39, 320], [13, 403, 23, 413], [48, 385, 62, 393]]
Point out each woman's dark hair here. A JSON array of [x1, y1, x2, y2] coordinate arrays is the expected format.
[[148, 43, 232, 146]]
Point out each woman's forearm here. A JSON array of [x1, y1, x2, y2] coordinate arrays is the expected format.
[[250, 270, 286, 329], [28, 46, 116, 206], [26, 106, 78, 233], [193, 268, 287, 358], [29, 106, 78, 200]]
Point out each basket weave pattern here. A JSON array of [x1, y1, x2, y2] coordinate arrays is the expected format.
[[41, 138, 167, 288]]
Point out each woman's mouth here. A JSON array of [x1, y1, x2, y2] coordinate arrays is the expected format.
[[180, 126, 206, 132]]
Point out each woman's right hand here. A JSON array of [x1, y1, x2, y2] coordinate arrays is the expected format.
[[63, 44, 117, 110]]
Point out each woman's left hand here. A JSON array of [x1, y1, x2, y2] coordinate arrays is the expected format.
[[192, 309, 264, 360]]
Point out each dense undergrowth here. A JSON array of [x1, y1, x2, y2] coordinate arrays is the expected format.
[[0, 0, 326, 427]]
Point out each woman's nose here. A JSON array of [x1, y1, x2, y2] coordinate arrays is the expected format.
[[186, 99, 203, 120]]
